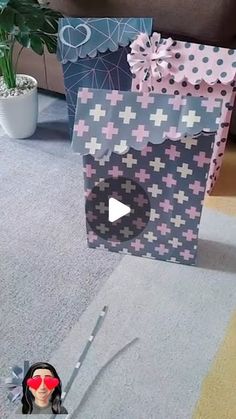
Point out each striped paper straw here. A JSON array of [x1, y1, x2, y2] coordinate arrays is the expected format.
[[50, 306, 108, 419]]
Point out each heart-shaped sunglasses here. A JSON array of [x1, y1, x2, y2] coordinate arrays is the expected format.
[[27, 376, 59, 390]]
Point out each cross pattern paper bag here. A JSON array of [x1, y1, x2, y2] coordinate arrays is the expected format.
[[72, 88, 222, 265], [127, 32, 236, 192], [57, 18, 153, 133]]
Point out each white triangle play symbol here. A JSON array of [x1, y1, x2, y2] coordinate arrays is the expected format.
[[108, 197, 131, 223]]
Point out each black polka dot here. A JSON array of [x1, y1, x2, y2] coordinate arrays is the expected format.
[[186, 93, 192, 96], [221, 90, 227, 96], [216, 166, 220, 171], [220, 72, 227, 77], [199, 44, 205, 50], [136, 84, 140, 90], [167, 63, 172, 69], [169, 79, 175, 85], [233, 62, 236, 68], [216, 141, 221, 146], [192, 67, 198, 73], [132, 73, 136, 79], [208, 87, 214, 93], [185, 42, 191, 48], [202, 57, 209, 63], [206, 69, 212, 75], [174, 90, 180, 95], [213, 47, 220, 52], [221, 138, 226, 142], [175, 52, 181, 59], [162, 88, 167, 93], [139, 47, 145, 52], [146, 42, 150, 48], [194, 84, 200, 90], [182, 81, 187, 87], [217, 59, 223, 65], [179, 64, 184, 71], [225, 103, 233, 110], [228, 49, 234, 55], [189, 54, 195, 61], [218, 153, 223, 157]]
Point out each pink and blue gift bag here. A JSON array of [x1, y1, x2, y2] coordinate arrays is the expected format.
[[57, 18, 236, 265]]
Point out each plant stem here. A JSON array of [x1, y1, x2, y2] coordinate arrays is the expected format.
[[0, 29, 16, 89]]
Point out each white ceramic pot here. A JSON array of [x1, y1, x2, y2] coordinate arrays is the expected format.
[[0, 74, 38, 139]]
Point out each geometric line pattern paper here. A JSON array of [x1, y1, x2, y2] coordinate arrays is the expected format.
[[57, 17, 153, 62]]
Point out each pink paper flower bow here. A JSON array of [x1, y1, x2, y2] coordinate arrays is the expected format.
[[127, 32, 174, 89]]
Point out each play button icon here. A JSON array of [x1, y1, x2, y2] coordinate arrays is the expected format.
[[108, 198, 131, 223], [85, 176, 150, 243]]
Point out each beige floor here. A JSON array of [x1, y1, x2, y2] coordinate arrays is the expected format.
[[205, 140, 236, 216]]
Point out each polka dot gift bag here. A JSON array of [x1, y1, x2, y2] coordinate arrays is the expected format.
[[58, 19, 235, 265], [127, 32, 236, 193]]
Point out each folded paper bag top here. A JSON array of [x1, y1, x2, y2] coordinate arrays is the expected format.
[[72, 88, 222, 159], [127, 32, 236, 87], [57, 17, 153, 62]]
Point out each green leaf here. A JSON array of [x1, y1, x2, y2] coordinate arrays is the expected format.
[[16, 33, 30, 48], [0, 8, 15, 31], [40, 33, 57, 53], [0, 0, 10, 10], [30, 34, 44, 55]]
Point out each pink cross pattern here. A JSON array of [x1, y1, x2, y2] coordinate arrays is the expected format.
[[189, 181, 205, 195], [131, 239, 145, 251], [159, 199, 174, 213], [193, 152, 211, 168], [157, 223, 171, 235], [165, 145, 181, 161], [102, 122, 119, 140], [201, 97, 222, 112], [111, 191, 122, 201], [182, 229, 197, 241], [163, 126, 182, 138], [134, 194, 148, 207], [84, 164, 96, 178], [155, 244, 169, 256], [108, 166, 123, 178], [132, 125, 149, 143], [84, 189, 97, 201], [78, 88, 93, 104], [106, 90, 123, 106], [87, 211, 97, 222], [180, 249, 194, 261], [135, 169, 150, 183], [168, 96, 187, 110], [141, 145, 153, 156], [185, 206, 201, 219], [162, 173, 177, 188], [74, 119, 89, 137], [137, 93, 155, 109], [87, 231, 98, 243], [132, 218, 146, 229], [108, 235, 120, 247]]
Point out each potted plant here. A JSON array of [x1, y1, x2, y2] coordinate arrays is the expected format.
[[0, 0, 61, 138]]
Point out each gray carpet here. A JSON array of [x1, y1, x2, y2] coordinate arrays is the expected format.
[[0, 94, 122, 418]]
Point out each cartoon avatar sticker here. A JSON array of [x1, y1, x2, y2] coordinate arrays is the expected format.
[[16, 362, 68, 415]]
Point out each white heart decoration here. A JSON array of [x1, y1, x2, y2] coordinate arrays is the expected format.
[[59, 24, 92, 49]]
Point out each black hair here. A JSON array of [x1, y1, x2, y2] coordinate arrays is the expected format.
[[21, 362, 63, 414]]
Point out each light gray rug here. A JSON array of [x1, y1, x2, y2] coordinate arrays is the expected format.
[[42, 208, 236, 419], [0, 94, 122, 418]]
